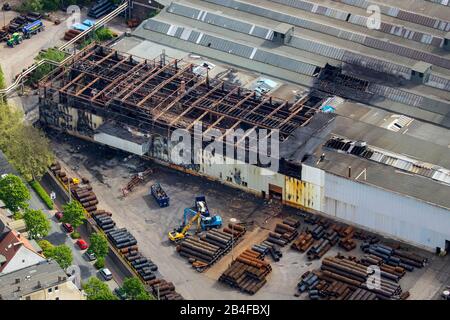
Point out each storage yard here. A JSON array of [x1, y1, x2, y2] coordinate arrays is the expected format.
[[0, 0, 448, 302], [44, 133, 449, 300]]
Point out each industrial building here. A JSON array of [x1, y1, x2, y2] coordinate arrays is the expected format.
[[39, 0, 450, 252]]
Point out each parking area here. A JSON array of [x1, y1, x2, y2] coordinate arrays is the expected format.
[[46, 131, 450, 300]]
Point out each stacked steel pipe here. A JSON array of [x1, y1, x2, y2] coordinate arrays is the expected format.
[[50, 162, 69, 184], [64, 29, 82, 42], [147, 279, 183, 300], [71, 184, 98, 213], [48, 165, 183, 299], [219, 249, 272, 295], [320, 256, 403, 299], [91, 210, 115, 231], [306, 229, 339, 260], [291, 231, 314, 252], [177, 226, 245, 271], [266, 220, 299, 246], [361, 243, 427, 270], [252, 241, 282, 262]]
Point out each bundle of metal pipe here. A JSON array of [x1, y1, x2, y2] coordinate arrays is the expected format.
[[177, 228, 246, 271], [339, 235, 357, 251], [282, 217, 301, 228], [253, 241, 282, 262], [106, 228, 138, 249], [347, 288, 378, 300], [177, 237, 222, 264], [219, 249, 272, 295], [274, 223, 298, 242], [291, 231, 314, 252], [307, 238, 332, 260], [147, 279, 184, 300], [320, 256, 403, 299], [297, 271, 320, 293], [93, 213, 116, 231], [361, 243, 427, 269]]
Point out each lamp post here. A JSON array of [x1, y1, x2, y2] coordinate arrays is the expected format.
[[230, 218, 238, 266]]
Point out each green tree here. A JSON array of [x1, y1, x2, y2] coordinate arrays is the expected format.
[[37, 239, 54, 257], [83, 277, 118, 300], [49, 244, 73, 270], [22, 0, 44, 12], [23, 208, 51, 239], [6, 125, 54, 181], [89, 233, 109, 258], [94, 28, 115, 42], [0, 103, 54, 181], [42, 0, 61, 11], [0, 174, 31, 212], [122, 277, 152, 300], [62, 201, 86, 229], [30, 48, 67, 84], [0, 65, 6, 103], [0, 104, 23, 155]]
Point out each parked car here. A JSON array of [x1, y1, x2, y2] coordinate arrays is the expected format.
[[85, 250, 96, 261], [114, 287, 127, 300], [55, 212, 63, 221], [100, 268, 113, 281], [62, 223, 73, 233], [76, 239, 88, 250]]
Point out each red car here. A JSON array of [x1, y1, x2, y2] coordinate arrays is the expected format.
[[55, 212, 63, 221], [76, 239, 88, 250], [62, 223, 73, 233]]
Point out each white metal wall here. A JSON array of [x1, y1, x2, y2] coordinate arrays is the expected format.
[[199, 151, 285, 197], [94, 133, 150, 156], [324, 172, 450, 250]]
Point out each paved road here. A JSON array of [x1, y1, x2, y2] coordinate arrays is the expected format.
[[40, 173, 127, 287], [0, 155, 117, 290]]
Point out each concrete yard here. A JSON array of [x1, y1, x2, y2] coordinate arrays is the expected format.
[[47, 132, 450, 300]]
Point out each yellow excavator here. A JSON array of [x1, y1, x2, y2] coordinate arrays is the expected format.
[[168, 208, 222, 243], [168, 209, 202, 243]]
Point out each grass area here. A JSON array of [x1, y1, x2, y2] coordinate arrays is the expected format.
[[29, 48, 68, 85], [29, 180, 54, 209]]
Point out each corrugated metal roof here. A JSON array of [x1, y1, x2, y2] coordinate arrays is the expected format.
[[142, 18, 319, 76], [324, 136, 450, 185]]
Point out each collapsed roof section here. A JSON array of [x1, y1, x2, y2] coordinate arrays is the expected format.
[[40, 44, 324, 150]]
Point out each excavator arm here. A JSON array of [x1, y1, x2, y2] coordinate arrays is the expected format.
[[168, 210, 202, 242]]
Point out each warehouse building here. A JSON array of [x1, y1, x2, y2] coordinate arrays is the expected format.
[[38, 41, 450, 252], [130, 0, 450, 128]]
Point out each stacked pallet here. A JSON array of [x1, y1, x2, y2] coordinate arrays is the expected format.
[[177, 227, 245, 271], [148, 279, 183, 300], [219, 249, 272, 295]]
